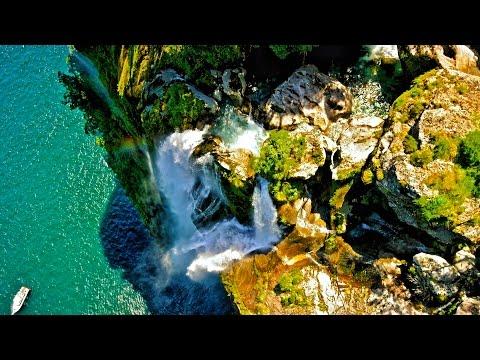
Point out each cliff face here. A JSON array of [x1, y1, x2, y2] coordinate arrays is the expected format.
[[61, 45, 480, 315]]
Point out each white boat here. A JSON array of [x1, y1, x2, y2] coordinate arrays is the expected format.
[[11, 286, 30, 315]]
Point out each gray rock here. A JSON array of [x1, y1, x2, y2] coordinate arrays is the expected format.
[[265, 65, 352, 130], [365, 45, 399, 65], [453, 250, 476, 274], [412, 253, 461, 303], [331, 116, 384, 181], [455, 297, 480, 315]]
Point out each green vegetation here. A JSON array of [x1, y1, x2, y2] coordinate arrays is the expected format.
[[403, 134, 418, 154], [253, 130, 306, 202], [410, 147, 433, 167], [141, 83, 206, 140], [390, 69, 440, 124], [415, 166, 475, 226], [456, 83, 469, 95], [458, 130, 480, 168], [269, 45, 313, 60], [163, 83, 205, 129], [274, 269, 311, 307], [159, 45, 243, 87], [361, 169, 374, 185], [432, 133, 458, 161], [458, 130, 480, 197], [220, 172, 254, 224]]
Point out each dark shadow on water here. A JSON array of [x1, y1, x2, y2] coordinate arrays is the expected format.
[[100, 184, 235, 315]]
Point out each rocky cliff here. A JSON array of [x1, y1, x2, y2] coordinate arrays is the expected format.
[[61, 45, 480, 315]]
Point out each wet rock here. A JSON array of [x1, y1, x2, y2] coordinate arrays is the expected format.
[[222, 68, 247, 106], [411, 253, 461, 303], [455, 297, 480, 315], [265, 65, 352, 130]]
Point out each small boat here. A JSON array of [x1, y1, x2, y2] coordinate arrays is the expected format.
[[11, 286, 30, 315]]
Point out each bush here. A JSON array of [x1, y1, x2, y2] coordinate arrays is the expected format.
[[163, 83, 205, 130], [458, 131, 480, 168], [403, 134, 418, 154], [410, 148, 433, 167], [433, 134, 458, 161], [415, 195, 455, 226]]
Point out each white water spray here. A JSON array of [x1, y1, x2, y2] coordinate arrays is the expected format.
[[154, 111, 280, 282]]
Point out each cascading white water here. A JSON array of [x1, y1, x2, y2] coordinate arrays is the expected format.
[[210, 105, 267, 156], [253, 176, 281, 247], [154, 109, 280, 282]]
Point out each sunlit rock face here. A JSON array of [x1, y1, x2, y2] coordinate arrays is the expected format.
[[265, 65, 352, 131]]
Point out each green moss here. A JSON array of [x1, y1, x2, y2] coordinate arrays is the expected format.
[[403, 134, 419, 154], [390, 69, 439, 124], [410, 148, 433, 167], [324, 235, 338, 254], [432, 134, 458, 161], [220, 172, 254, 224], [329, 182, 353, 209], [415, 165, 476, 226], [269, 45, 313, 60], [270, 181, 303, 202], [254, 130, 307, 203], [361, 169, 374, 185], [274, 269, 311, 307]]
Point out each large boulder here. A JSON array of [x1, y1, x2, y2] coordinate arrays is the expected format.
[[331, 116, 384, 181], [265, 65, 352, 130], [410, 253, 461, 304], [455, 297, 480, 315], [375, 68, 480, 245]]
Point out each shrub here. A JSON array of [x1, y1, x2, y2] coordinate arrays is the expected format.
[[458, 131, 480, 168], [163, 83, 205, 130], [269, 45, 313, 60], [415, 195, 455, 226], [425, 166, 474, 202], [410, 148, 434, 167], [433, 134, 458, 161], [403, 134, 418, 154]]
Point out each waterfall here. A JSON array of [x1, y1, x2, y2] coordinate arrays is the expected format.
[[69, 50, 135, 134], [253, 176, 281, 247], [153, 111, 280, 282]]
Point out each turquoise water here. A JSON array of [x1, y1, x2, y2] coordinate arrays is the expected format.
[[0, 45, 148, 314]]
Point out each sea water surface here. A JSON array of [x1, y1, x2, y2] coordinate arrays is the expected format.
[[0, 45, 148, 314]]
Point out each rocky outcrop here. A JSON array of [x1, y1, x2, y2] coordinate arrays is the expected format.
[[456, 297, 480, 315], [331, 116, 384, 181], [265, 65, 352, 130], [398, 45, 480, 79], [366, 45, 399, 65], [410, 253, 461, 304], [376, 68, 480, 245]]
